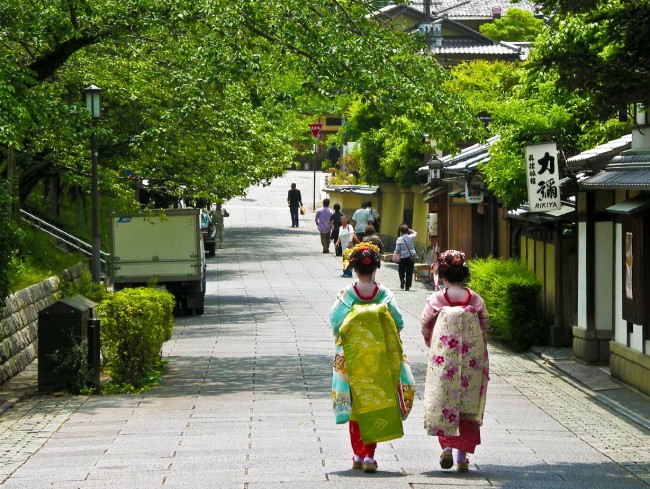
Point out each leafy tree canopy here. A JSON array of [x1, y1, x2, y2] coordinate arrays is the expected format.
[[1, 0, 479, 206], [479, 8, 546, 42], [531, 0, 650, 119]]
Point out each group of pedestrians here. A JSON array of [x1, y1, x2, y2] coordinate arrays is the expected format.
[[329, 244, 490, 474], [288, 184, 421, 292]]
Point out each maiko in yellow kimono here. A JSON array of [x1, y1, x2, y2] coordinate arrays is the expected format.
[[330, 286, 415, 444]]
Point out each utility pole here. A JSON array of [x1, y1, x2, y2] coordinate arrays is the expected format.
[[424, 0, 432, 46]]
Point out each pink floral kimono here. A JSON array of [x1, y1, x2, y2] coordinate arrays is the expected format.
[[421, 288, 489, 453]]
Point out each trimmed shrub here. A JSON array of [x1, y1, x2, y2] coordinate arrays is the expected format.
[[468, 257, 543, 351], [97, 287, 175, 388]]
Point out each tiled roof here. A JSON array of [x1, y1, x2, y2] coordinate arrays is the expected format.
[[566, 134, 632, 172], [323, 185, 380, 195], [580, 150, 650, 190], [416, 136, 498, 184], [508, 203, 576, 223], [581, 170, 650, 190], [411, 0, 539, 19], [432, 39, 524, 56], [439, 136, 499, 172]]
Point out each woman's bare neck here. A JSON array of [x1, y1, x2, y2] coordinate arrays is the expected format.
[[444, 282, 467, 301]]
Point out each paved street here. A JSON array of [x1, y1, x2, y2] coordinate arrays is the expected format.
[[1, 170, 650, 488]]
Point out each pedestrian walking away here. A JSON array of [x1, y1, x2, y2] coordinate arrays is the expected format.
[[336, 214, 358, 277], [287, 183, 303, 227], [330, 203, 343, 256], [394, 224, 417, 291], [329, 243, 415, 474], [420, 249, 490, 473], [351, 201, 374, 241], [328, 142, 341, 168], [210, 203, 229, 249], [315, 198, 334, 253], [362, 224, 384, 253]]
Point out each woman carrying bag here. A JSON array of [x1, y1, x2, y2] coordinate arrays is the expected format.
[[393, 224, 417, 291], [336, 214, 358, 277]]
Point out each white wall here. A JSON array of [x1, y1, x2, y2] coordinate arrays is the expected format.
[[577, 222, 587, 328], [613, 223, 627, 343], [632, 126, 650, 149]]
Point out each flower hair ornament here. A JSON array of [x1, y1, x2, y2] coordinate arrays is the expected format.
[[348, 242, 381, 267], [436, 249, 467, 270]]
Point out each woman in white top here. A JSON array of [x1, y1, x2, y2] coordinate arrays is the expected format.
[[394, 223, 417, 290], [336, 215, 356, 277]]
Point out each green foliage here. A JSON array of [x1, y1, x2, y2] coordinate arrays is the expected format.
[[2, 0, 481, 212], [59, 269, 111, 304], [468, 257, 543, 351], [96, 287, 175, 389], [0, 189, 22, 300], [7, 226, 82, 293], [47, 338, 95, 395], [531, 0, 650, 119], [341, 97, 472, 187], [479, 8, 546, 42], [448, 60, 521, 115], [100, 360, 167, 395]]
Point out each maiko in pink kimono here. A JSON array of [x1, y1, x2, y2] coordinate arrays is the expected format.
[[420, 250, 489, 473]]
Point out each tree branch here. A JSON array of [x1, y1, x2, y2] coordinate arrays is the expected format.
[[27, 35, 100, 82]]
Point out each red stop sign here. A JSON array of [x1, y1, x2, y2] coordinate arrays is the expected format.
[[309, 123, 323, 138]]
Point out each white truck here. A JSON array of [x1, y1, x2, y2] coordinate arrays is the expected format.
[[108, 209, 206, 315]]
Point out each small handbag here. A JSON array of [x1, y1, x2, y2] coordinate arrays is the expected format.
[[409, 248, 419, 263], [392, 251, 400, 263], [299, 205, 306, 215]]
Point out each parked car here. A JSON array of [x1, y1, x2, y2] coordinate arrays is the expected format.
[[201, 211, 216, 257]]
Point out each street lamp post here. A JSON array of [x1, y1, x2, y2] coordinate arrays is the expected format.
[[308, 122, 323, 210], [83, 85, 102, 283]]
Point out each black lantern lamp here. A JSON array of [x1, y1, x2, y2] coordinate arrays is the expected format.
[[83, 85, 102, 120], [428, 153, 444, 183]]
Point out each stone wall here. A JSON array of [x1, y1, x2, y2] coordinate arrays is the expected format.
[[0, 264, 85, 385]]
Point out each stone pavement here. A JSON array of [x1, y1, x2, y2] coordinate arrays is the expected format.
[[1, 170, 650, 488]]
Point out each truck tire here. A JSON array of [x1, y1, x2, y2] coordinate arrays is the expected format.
[[195, 306, 204, 315]]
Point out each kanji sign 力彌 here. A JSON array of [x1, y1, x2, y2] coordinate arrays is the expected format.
[[525, 142, 561, 212]]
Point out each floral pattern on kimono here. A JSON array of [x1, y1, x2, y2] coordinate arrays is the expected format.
[[420, 289, 489, 437], [329, 283, 414, 424]]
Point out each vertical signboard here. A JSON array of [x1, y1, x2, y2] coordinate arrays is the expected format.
[[525, 142, 561, 212]]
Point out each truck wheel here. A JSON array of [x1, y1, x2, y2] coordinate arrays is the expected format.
[[195, 306, 204, 315], [208, 246, 216, 257]]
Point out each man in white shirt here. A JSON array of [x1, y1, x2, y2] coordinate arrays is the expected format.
[[352, 201, 373, 241]]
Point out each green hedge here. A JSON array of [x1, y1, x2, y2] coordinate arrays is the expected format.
[[468, 257, 543, 351], [97, 287, 175, 388]]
